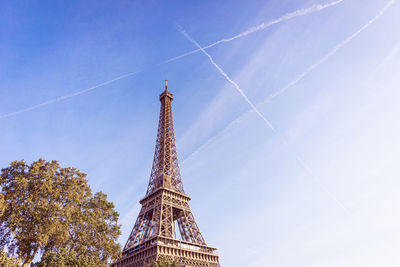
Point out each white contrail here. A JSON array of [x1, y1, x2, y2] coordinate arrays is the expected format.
[[0, 72, 137, 119], [182, 0, 396, 166], [162, 0, 344, 64], [263, 0, 395, 103], [295, 156, 348, 212], [180, 116, 243, 166], [179, 27, 349, 213], [179, 27, 276, 131]]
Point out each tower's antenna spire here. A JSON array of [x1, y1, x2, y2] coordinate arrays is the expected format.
[[160, 80, 173, 101]]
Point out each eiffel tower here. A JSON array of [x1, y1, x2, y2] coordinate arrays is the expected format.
[[112, 82, 220, 267]]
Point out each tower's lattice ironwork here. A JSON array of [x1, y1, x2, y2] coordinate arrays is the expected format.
[[112, 82, 219, 267]]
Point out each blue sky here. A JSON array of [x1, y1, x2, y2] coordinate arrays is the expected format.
[[1, 0, 400, 266]]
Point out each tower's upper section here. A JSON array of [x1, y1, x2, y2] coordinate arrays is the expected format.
[[159, 80, 173, 101], [145, 81, 185, 196]]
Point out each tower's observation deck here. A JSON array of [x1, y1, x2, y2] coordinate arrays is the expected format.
[[112, 82, 220, 267]]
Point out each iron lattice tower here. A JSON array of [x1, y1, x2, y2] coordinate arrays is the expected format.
[[112, 82, 219, 267]]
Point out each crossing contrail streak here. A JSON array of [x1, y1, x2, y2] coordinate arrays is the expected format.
[[162, 0, 344, 64], [0, 72, 138, 119], [263, 0, 395, 103], [182, 0, 396, 167], [179, 27, 349, 213], [179, 27, 276, 131]]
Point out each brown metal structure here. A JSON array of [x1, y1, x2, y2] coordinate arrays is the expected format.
[[112, 82, 219, 267]]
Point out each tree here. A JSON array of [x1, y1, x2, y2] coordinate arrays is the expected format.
[[0, 249, 21, 267], [0, 159, 121, 266], [148, 258, 181, 267]]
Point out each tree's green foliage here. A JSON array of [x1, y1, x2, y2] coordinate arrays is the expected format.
[[0, 159, 122, 267], [0, 249, 21, 267], [148, 258, 181, 267]]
